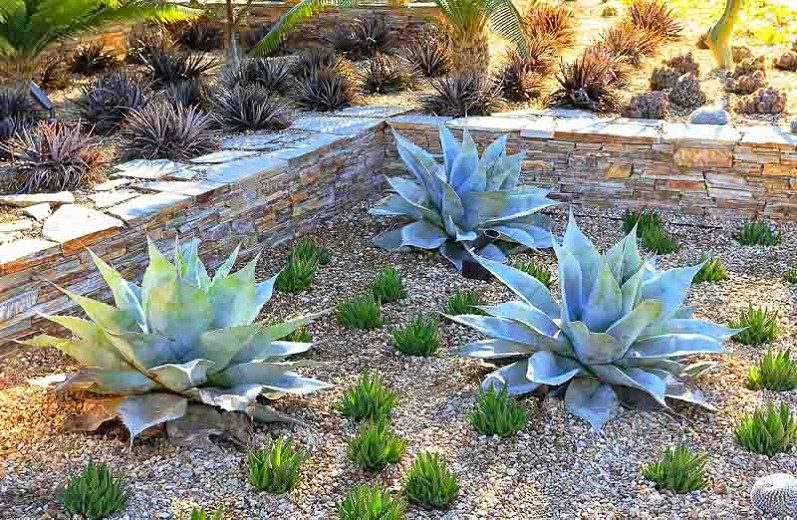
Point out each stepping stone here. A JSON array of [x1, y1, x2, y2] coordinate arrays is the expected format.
[[88, 190, 139, 209], [42, 205, 123, 244], [23, 203, 51, 222], [0, 191, 74, 207], [113, 159, 184, 180], [190, 150, 258, 164], [0, 220, 33, 233], [94, 178, 132, 191], [0, 237, 57, 264]]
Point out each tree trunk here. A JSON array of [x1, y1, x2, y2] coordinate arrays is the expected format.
[[224, 0, 240, 68], [449, 30, 491, 74], [707, 0, 743, 70]]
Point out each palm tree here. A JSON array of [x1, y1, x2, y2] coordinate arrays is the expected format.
[[0, 0, 198, 81], [253, 0, 526, 73]]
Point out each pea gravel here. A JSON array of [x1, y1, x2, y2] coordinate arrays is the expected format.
[[2, 200, 796, 519]]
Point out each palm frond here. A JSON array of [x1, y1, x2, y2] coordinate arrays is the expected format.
[[254, 0, 352, 56]]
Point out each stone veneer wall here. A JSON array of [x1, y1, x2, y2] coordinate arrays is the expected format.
[[387, 112, 797, 219]]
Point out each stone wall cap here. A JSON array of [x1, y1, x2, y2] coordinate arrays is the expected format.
[[331, 106, 411, 119], [107, 192, 192, 223], [662, 122, 741, 147], [290, 115, 383, 136], [739, 125, 797, 149], [222, 132, 281, 151], [0, 192, 74, 208], [133, 180, 223, 197], [446, 116, 531, 133], [42, 205, 124, 244], [190, 149, 259, 164], [113, 158, 185, 180], [205, 155, 289, 185], [554, 117, 662, 143], [0, 237, 58, 266], [387, 114, 451, 128]]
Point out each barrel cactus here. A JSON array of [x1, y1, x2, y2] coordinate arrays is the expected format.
[[22, 238, 331, 444], [449, 213, 734, 430], [371, 127, 556, 272], [752, 473, 797, 516]]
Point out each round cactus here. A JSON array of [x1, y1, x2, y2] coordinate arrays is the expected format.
[[735, 87, 788, 115], [774, 51, 797, 72], [669, 73, 706, 109], [622, 91, 670, 120], [752, 474, 797, 516]]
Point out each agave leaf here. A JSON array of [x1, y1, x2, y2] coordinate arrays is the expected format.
[[445, 314, 561, 350], [58, 287, 138, 333], [469, 253, 560, 319], [63, 398, 125, 432], [619, 267, 645, 315], [589, 365, 668, 408], [117, 393, 188, 444], [194, 325, 260, 373], [499, 153, 525, 190], [648, 319, 740, 340], [449, 129, 483, 193], [441, 181, 465, 227], [188, 384, 264, 413], [177, 237, 211, 289], [681, 361, 721, 377], [482, 359, 541, 396], [561, 211, 602, 301], [141, 237, 178, 314], [565, 321, 625, 365], [581, 259, 623, 333], [383, 176, 442, 226], [253, 402, 305, 425], [625, 334, 726, 359], [211, 243, 240, 285], [605, 230, 643, 284], [89, 250, 147, 331], [476, 301, 559, 337], [370, 194, 423, 219], [476, 243, 507, 263], [554, 243, 583, 323], [166, 403, 225, 447], [457, 338, 538, 359], [207, 257, 275, 329], [439, 241, 468, 270], [211, 361, 332, 395], [488, 221, 553, 250], [527, 351, 582, 385], [106, 332, 180, 370], [36, 316, 131, 370], [373, 221, 449, 251], [231, 312, 326, 364], [440, 125, 460, 181], [149, 359, 214, 392], [656, 374, 716, 410], [58, 369, 158, 395], [640, 263, 703, 323], [479, 134, 508, 183], [461, 190, 556, 228], [267, 341, 313, 357], [393, 129, 444, 208], [564, 378, 619, 431], [453, 220, 478, 242], [605, 300, 663, 352]]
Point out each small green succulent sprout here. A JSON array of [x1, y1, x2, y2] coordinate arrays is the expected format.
[[748, 348, 797, 391], [639, 223, 679, 254], [339, 372, 399, 422], [191, 507, 224, 520], [735, 401, 797, 456], [347, 419, 407, 471], [21, 238, 332, 444], [730, 306, 779, 346], [276, 254, 319, 293], [621, 208, 664, 235], [59, 462, 128, 520], [642, 445, 708, 494], [336, 294, 384, 329], [468, 385, 528, 437], [247, 438, 306, 494], [450, 212, 734, 431], [403, 452, 460, 508], [513, 258, 553, 288], [784, 268, 797, 284], [692, 255, 727, 284], [737, 219, 781, 246], [393, 315, 440, 356], [371, 127, 556, 272], [337, 484, 406, 520], [372, 266, 407, 303], [292, 237, 332, 265], [445, 289, 485, 315]]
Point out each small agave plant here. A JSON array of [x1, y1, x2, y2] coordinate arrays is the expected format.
[[22, 238, 331, 444], [371, 127, 556, 275], [449, 213, 735, 430]]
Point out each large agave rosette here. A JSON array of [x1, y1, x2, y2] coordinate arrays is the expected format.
[[449, 213, 734, 430], [371, 127, 557, 271], [22, 238, 331, 444]]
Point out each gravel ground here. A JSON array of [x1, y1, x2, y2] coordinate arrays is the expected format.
[[2, 200, 797, 519]]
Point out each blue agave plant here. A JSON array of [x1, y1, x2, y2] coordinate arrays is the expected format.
[[22, 238, 331, 444], [371, 127, 556, 271], [449, 213, 734, 430]]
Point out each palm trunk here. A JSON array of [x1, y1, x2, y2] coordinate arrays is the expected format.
[[707, 0, 743, 70], [449, 30, 490, 74], [224, 0, 240, 68]]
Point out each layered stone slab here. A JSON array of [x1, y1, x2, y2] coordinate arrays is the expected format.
[[205, 155, 289, 184], [113, 159, 184, 180], [190, 150, 259, 164], [0, 192, 74, 207], [23, 203, 51, 221], [290, 116, 383, 136], [89, 190, 139, 209], [107, 192, 192, 223], [42, 205, 123, 244], [331, 106, 411, 119]]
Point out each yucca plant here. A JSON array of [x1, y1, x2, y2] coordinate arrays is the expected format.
[[76, 73, 150, 135], [221, 57, 292, 94], [247, 439, 306, 494], [191, 507, 224, 520], [372, 127, 554, 273], [70, 43, 117, 75], [0, 0, 196, 81], [548, 47, 622, 113], [730, 306, 779, 346], [212, 85, 291, 132], [336, 294, 384, 330], [642, 446, 708, 494], [329, 14, 396, 61], [403, 30, 450, 78], [2, 120, 104, 193], [422, 73, 506, 117], [523, 1, 578, 53], [339, 372, 399, 422], [337, 484, 406, 520], [0, 86, 36, 154], [624, 0, 683, 42], [359, 53, 418, 95], [450, 212, 735, 430], [735, 401, 797, 456], [21, 238, 332, 444], [293, 66, 357, 112], [139, 46, 218, 86], [468, 385, 528, 437], [513, 258, 552, 288], [164, 78, 205, 109], [403, 452, 459, 508], [393, 315, 440, 357], [496, 46, 555, 103], [736, 219, 781, 246], [347, 419, 407, 471], [692, 255, 728, 284], [446, 289, 485, 315], [276, 255, 319, 293], [59, 462, 128, 520], [121, 102, 218, 161], [748, 348, 797, 392], [371, 267, 406, 304]]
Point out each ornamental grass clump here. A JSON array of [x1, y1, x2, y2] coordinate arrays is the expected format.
[[121, 102, 218, 161], [336, 294, 384, 330], [639, 224, 679, 255], [140, 46, 218, 86], [403, 452, 460, 508], [372, 267, 406, 304], [468, 385, 527, 437], [337, 484, 405, 520], [446, 289, 485, 315], [220, 57, 292, 95], [451, 212, 734, 430], [422, 73, 506, 117], [624, 0, 683, 42], [212, 85, 290, 132], [737, 219, 781, 246], [276, 255, 319, 293], [76, 73, 150, 135], [642, 446, 708, 494], [21, 238, 332, 444], [372, 127, 554, 272], [730, 306, 779, 346], [548, 48, 622, 113], [748, 349, 797, 392], [339, 373, 399, 422], [347, 419, 407, 471], [59, 462, 128, 520], [735, 402, 797, 456], [247, 439, 306, 494], [693, 255, 728, 284], [393, 315, 440, 357], [290, 238, 332, 265], [621, 208, 664, 234]]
